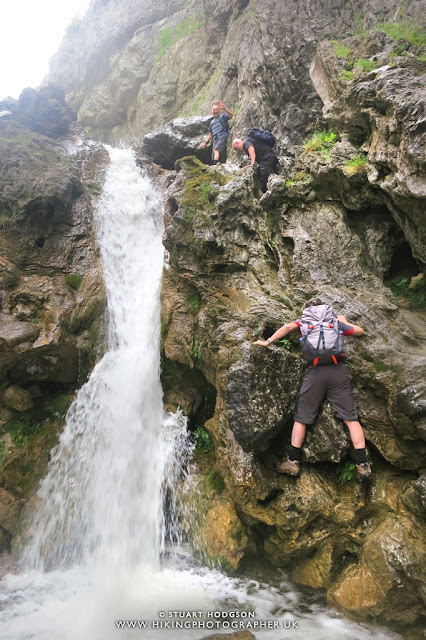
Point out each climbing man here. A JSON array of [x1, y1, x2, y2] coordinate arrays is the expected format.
[[253, 297, 372, 481], [232, 131, 278, 193], [200, 101, 233, 164]]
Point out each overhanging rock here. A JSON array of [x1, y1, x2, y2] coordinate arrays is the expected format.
[[141, 116, 214, 169]]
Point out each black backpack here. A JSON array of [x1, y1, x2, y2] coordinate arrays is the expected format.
[[247, 127, 276, 148]]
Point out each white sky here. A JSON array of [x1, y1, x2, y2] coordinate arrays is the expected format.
[[0, 0, 92, 101]]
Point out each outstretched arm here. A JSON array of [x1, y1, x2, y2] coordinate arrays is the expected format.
[[200, 132, 213, 149], [337, 315, 364, 336], [243, 144, 256, 169], [217, 101, 233, 119], [253, 322, 299, 347]]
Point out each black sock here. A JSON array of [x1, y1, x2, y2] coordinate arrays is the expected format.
[[355, 448, 367, 464], [289, 445, 302, 461]]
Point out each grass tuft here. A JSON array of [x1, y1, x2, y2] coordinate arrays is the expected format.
[[331, 41, 351, 58], [343, 154, 368, 175], [303, 131, 337, 154]]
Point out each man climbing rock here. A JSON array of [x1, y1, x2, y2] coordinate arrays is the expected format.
[[254, 297, 372, 481], [200, 101, 233, 164], [232, 131, 278, 193]]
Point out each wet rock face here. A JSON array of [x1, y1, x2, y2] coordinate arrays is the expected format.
[[226, 345, 304, 452], [0, 93, 109, 551], [160, 26, 426, 624]]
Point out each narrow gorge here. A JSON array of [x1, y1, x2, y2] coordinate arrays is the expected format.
[[0, 1, 425, 638]]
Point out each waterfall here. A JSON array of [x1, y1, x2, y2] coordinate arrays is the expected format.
[[0, 148, 402, 640], [22, 146, 169, 572]]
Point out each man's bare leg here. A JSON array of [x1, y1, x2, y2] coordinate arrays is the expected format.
[[344, 420, 371, 479], [344, 420, 365, 449], [291, 421, 306, 448]]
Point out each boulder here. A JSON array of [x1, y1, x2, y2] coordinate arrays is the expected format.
[[226, 344, 304, 451], [327, 516, 426, 626], [200, 496, 252, 570], [141, 116, 213, 169], [2, 386, 33, 412]]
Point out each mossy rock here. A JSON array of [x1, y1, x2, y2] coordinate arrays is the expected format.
[[1, 419, 61, 499], [175, 156, 230, 211]]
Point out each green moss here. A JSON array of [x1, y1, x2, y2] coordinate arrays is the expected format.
[[44, 394, 72, 419], [5, 417, 42, 446], [156, 15, 204, 61], [0, 420, 59, 499], [0, 209, 12, 222], [178, 156, 229, 212], [161, 356, 178, 396], [66, 274, 84, 291], [205, 468, 225, 494], [331, 41, 351, 58], [386, 276, 426, 310], [193, 425, 214, 453], [418, 54, 426, 61], [373, 360, 390, 373], [87, 182, 101, 194], [212, 555, 235, 573], [161, 310, 173, 344], [191, 339, 202, 367], [189, 293, 202, 314], [0, 133, 32, 148]]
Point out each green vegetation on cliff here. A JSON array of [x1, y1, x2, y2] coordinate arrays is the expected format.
[[377, 20, 426, 48], [156, 15, 204, 61], [303, 131, 337, 158]]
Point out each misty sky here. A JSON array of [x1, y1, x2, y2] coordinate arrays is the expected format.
[[0, 0, 91, 101]]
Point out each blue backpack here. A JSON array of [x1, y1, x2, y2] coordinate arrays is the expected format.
[[247, 127, 276, 148]]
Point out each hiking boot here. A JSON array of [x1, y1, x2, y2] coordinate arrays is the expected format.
[[276, 457, 301, 477], [356, 461, 372, 481]]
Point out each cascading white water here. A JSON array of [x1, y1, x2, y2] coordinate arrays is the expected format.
[[0, 148, 403, 640], [22, 146, 167, 573]]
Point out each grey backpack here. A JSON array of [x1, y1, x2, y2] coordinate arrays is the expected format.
[[299, 305, 346, 366]]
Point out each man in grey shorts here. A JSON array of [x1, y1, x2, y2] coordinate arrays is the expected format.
[[254, 297, 372, 481]]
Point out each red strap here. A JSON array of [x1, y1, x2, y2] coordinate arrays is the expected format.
[[332, 355, 338, 364], [313, 357, 318, 366]]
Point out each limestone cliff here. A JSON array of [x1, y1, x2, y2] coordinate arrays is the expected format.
[[46, 0, 424, 151]]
